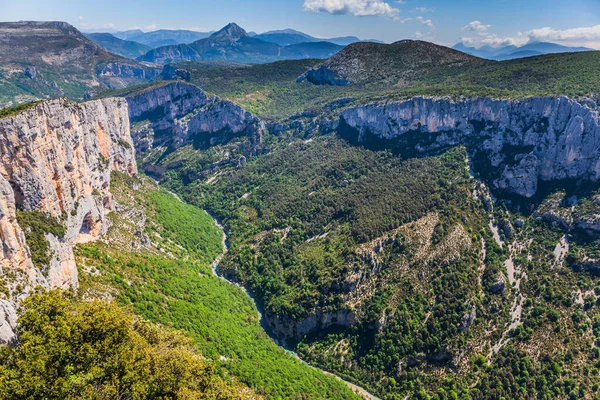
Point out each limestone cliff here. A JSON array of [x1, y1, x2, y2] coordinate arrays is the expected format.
[[0, 97, 137, 344], [335, 96, 600, 197], [123, 82, 264, 177]]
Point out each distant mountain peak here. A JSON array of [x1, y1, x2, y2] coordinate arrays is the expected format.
[[211, 23, 249, 40]]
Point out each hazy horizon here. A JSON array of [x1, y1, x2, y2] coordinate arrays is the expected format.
[[1, 0, 599, 49]]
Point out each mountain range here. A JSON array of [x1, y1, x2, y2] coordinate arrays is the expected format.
[[252, 28, 383, 46], [453, 41, 593, 60], [113, 29, 213, 48], [83, 32, 152, 58], [0, 21, 160, 105], [136, 23, 345, 64]]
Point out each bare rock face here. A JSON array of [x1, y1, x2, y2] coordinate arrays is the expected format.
[[124, 82, 264, 154], [0, 97, 137, 344], [338, 96, 600, 197], [264, 309, 356, 343]]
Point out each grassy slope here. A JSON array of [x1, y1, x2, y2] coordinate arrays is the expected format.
[[76, 172, 360, 400], [177, 51, 600, 121]]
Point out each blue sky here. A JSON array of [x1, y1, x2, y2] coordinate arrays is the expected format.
[[2, 0, 600, 48]]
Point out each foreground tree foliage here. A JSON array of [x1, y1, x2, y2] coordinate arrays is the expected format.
[[0, 290, 258, 400]]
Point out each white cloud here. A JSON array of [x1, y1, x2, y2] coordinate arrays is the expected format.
[[459, 24, 600, 49], [417, 16, 433, 28], [303, 0, 399, 17], [462, 21, 491, 35], [479, 33, 527, 47], [411, 7, 433, 13], [527, 25, 600, 44]]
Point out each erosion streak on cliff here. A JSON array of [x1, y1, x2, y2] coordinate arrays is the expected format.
[[123, 82, 264, 155], [338, 96, 600, 197], [0, 97, 137, 344]]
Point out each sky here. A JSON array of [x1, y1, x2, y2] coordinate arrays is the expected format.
[[1, 0, 600, 49]]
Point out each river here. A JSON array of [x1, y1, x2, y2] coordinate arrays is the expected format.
[[206, 210, 381, 400]]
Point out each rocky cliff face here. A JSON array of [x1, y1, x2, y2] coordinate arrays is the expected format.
[[124, 82, 264, 155], [97, 62, 162, 83], [335, 96, 600, 197], [0, 97, 137, 344]]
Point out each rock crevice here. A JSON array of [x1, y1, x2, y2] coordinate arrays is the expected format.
[[0, 97, 137, 344]]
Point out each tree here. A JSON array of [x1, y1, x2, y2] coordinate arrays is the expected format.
[[0, 289, 258, 400]]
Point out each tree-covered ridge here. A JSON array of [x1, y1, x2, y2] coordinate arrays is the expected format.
[[0, 290, 259, 399], [75, 172, 361, 399], [177, 50, 600, 120]]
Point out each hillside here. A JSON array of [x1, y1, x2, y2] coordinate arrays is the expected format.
[[84, 32, 152, 58], [299, 39, 489, 85], [0, 21, 160, 105], [174, 48, 600, 120]]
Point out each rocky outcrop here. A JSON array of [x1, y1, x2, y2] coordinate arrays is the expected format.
[[123, 82, 264, 155], [97, 62, 162, 82], [265, 309, 356, 343], [161, 65, 191, 82], [336, 96, 600, 197], [0, 97, 137, 344]]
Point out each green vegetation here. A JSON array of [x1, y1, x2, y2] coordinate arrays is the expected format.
[[147, 190, 223, 261], [178, 50, 600, 120], [0, 101, 41, 118], [16, 210, 66, 270], [160, 136, 510, 397], [156, 130, 600, 399], [0, 289, 256, 399], [76, 172, 360, 399]]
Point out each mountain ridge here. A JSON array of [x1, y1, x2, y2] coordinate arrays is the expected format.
[[137, 22, 345, 64], [453, 40, 593, 60], [0, 21, 160, 104]]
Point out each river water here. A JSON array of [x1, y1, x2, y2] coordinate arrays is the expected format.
[[206, 210, 381, 400]]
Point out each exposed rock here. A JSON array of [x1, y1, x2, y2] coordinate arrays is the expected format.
[[535, 192, 573, 229], [238, 156, 247, 167], [337, 96, 600, 198], [123, 82, 264, 173], [491, 274, 507, 294], [459, 306, 477, 331], [161, 64, 191, 82], [24, 66, 37, 79], [0, 97, 137, 343], [0, 299, 18, 345], [97, 62, 161, 83], [264, 309, 356, 342], [297, 65, 349, 86]]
